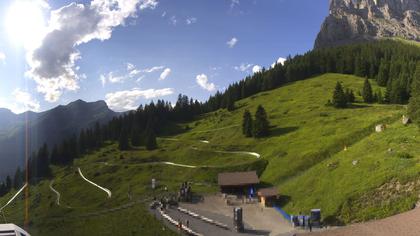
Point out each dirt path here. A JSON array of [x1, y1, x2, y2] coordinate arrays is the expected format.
[[78, 168, 112, 199], [49, 180, 61, 206], [0, 183, 27, 212], [161, 136, 262, 159]]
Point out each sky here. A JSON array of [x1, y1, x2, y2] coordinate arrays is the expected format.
[[0, 0, 329, 113]]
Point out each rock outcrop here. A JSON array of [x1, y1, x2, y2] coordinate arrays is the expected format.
[[315, 0, 420, 48]]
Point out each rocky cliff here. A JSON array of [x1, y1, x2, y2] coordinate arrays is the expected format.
[[315, 0, 420, 48]]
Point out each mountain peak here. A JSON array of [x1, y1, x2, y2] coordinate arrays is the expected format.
[[66, 99, 109, 109], [315, 0, 420, 48]]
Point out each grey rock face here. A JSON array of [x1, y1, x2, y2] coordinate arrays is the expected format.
[[315, 0, 420, 48]]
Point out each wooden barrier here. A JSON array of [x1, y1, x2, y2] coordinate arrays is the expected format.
[[156, 203, 204, 236], [177, 207, 230, 230]]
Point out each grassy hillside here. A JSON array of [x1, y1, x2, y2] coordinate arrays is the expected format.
[[0, 73, 416, 235], [392, 37, 420, 48], [281, 119, 420, 224], [178, 73, 403, 184]]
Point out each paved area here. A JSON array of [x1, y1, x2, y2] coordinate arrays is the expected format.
[[298, 207, 420, 236], [180, 194, 297, 236]]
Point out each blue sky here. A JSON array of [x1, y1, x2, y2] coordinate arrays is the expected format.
[[0, 0, 329, 113]]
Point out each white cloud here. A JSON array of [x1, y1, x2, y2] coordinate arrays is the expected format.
[[139, 0, 158, 10], [230, 0, 240, 9], [0, 52, 5, 63], [101, 63, 165, 85], [127, 63, 135, 71], [252, 65, 262, 74], [271, 57, 287, 68], [105, 88, 174, 111], [102, 72, 126, 84], [186, 17, 197, 25], [161, 11, 166, 17], [234, 63, 253, 72], [26, 0, 158, 102], [170, 15, 177, 25], [0, 89, 41, 114], [142, 65, 164, 73], [226, 37, 238, 48], [196, 74, 215, 92], [159, 68, 171, 80]]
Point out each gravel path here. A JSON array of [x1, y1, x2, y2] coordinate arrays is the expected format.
[[78, 167, 112, 198], [0, 183, 27, 212], [49, 180, 61, 206]]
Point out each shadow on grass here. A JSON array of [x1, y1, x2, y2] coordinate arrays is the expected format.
[[347, 104, 371, 109], [323, 215, 345, 226], [270, 126, 299, 137], [276, 195, 291, 208]]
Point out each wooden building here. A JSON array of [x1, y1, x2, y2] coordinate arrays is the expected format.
[[218, 171, 260, 195], [257, 187, 279, 207]]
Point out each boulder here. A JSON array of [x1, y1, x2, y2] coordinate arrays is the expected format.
[[402, 115, 412, 125]]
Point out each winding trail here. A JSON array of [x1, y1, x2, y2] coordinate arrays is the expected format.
[[0, 183, 27, 212], [160, 162, 198, 169], [78, 168, 112, 199], [191, 147, 261, 159], [49, 180, 61, 206], [161, 136, 261, 159]]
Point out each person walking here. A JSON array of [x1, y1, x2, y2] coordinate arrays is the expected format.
[[309, 218, 312, 232]]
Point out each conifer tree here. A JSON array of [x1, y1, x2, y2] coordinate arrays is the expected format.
[[377, 60, 389, 86], [253, 105, 270, 138], [131, 124, 142, 147], [13, 167, 23, 189], [332, 82, 347, 108], [118, 127, 130, 151], [5, 176, 12, 192], [362, 78, 374, 103], [226, 95, 235, 111], [345, 88, 355, 103], [50, 145, 60, 165], [79, 129, 87, 154], [242, 110, 253, 137], [377, 90, 384, 104], [145, 119, 157, 150], [408, 63, 420, 126], [36, 143, 51, 178]]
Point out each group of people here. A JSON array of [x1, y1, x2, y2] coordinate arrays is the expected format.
[[178, 181, 193, 202], [291, 212, 313, 232], [177, 219, 190, 230]]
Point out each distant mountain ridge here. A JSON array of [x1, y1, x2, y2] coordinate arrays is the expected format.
[[0, 100, 118, 178], [315, 0, 420, 48]]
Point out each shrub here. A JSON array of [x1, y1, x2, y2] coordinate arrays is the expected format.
[[397, 152, 413, 159]]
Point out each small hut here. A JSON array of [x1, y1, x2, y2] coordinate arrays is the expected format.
[[257, 187, 279, 207], [218, 171, 259, 196]]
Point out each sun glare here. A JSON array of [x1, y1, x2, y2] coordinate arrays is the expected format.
[[5, 0, 46, 49]]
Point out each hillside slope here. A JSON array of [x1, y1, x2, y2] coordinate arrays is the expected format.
[[0, 73, 414, 235]]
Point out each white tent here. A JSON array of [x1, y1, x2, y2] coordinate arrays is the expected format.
[[0, 224, 30, 236]]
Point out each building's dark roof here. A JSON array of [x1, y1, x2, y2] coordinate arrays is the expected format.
[[257, 187, 278, 197], [218, 171, 260, 186]]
